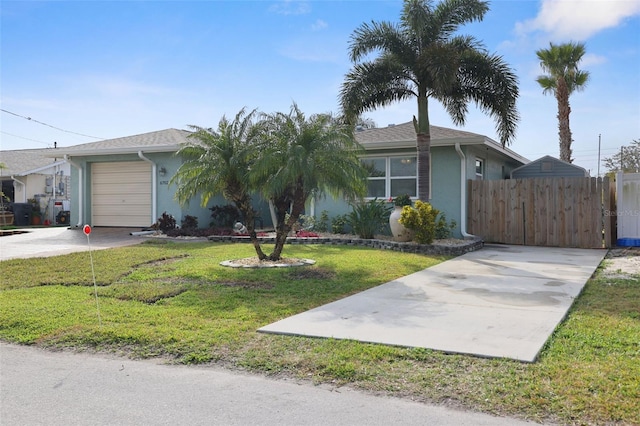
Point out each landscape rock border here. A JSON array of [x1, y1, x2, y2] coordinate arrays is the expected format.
[[208, 235, 484, 257]]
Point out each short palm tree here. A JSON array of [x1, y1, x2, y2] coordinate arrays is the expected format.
[[170, 108, 268, 259], [536, 41, 590, 163], [340, 0, 519, 201], [253, 103, 367, 260]]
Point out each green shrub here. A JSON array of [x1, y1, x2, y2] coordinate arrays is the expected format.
[[181, 215, 199, 230], [298, 214, 315, 231], [391, 194, 412, 207], [435, 213, 457, 240], [210, 204, 240, 228], [399, 201, 439, 244], [316, 210, 329, 232], [331, 214, 348, 234], [155, 212, 177, 233], [347, 199, 392, 239]]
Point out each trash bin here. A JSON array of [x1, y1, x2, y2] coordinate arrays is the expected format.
[[11, 203, 32, 226]]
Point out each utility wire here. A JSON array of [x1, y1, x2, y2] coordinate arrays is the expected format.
[[1, 108, 103, 139], [0, 131, 50, 146]]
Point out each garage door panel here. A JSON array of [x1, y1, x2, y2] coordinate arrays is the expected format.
[[92, 172, 151, 185], [92, 161, 152, 227], [95, 215, 152, 227], [93, 185, 151, 197], [93, 205, 151, 216]]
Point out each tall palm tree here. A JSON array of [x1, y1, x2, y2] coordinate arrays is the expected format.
[[170, 108, 268, 259], [253, 103, 367, 260], [536, 42, 590, 163], [340, 0, 519, 201]]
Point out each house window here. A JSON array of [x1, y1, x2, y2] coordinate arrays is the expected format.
[[362, 156, 417, 198], [475, 158, 484, 180]]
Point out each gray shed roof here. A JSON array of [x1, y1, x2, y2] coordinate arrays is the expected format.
[[510, 155, 588, 178], [0, 148, 66, 177], [48, 128, 192, 157], [355, 122, 528, 163]]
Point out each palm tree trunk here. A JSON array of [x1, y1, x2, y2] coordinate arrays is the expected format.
[[556, 79, 573, 163], [417, 133, 431, 200], [269, 186, 306, 261], [234, 195, 267, 260], [416, 93, 431, 201]]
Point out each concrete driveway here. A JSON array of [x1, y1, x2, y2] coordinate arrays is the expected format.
[[259, 244, 607, 362], [0, 227, 144, 261]]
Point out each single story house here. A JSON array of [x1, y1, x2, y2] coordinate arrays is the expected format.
[[314, 122, 529, 238], [51, 124, 528, 237], [510, 155, 588, 179], [0, 148, 71, 224]]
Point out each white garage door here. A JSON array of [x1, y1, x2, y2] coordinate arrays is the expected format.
[[91, 161, 152, 227]]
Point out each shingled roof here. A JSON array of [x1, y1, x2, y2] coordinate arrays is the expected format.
[[354, 122, 483, 146], [354, 121, 528, 163], [50, 128, 192, 157], [0, 149, 66, 176]]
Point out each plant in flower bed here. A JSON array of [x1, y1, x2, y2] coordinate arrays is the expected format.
[[295, 230, 319, 238], [165, 227, 224, 237], [153, 212, 177, 233], [390, 194, 412, 207], [181, 215, 199, 231], [348, 199, 391, 239], [399, 200, 439, 244]]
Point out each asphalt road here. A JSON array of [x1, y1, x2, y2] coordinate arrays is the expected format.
[[0, 344, 537, 426]]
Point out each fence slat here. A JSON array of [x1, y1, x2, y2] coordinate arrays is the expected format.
[[468, 176, 610, 248]]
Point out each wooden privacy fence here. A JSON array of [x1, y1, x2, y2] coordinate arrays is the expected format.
[[468, 177, 615, 248]]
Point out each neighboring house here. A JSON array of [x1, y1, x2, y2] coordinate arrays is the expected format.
[[314, 122, 529, 238], [510, 155, 588, 179], [0, 148, 71, 224]]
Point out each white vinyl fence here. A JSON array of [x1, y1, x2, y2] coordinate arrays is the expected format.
[[615, 172, 640, 245]]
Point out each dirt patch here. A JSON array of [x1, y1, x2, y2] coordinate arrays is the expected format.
[[602, 247, 640, 279], [216, 281, 274, 290]]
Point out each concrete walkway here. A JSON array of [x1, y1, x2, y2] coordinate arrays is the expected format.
[[259, 244, 607, 362], [0, 226, 143, 261]]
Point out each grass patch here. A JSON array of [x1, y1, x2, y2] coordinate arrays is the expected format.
[[1, 241, 638, 424]]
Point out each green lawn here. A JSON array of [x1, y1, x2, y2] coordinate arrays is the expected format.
[[1, 240, 638, 425]]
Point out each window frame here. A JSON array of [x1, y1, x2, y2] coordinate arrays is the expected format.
[[362, 155, 418, 200], [475, 158, 484, 180]]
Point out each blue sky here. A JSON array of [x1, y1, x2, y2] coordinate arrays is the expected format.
[[1, 0, 639, 176]]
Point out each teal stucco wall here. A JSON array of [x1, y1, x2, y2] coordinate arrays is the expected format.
[[67, 152, 275, 229], [429, 146, 463, 238]]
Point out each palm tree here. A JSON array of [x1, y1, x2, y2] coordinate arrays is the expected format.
[[253, 103, 367, 260], [340, 0, 519, 201], [536, 42, 590, 163], [170, 108, 268, 259]]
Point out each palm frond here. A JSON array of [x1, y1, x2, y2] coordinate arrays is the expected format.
[[450, 50, 520, 145], [340, 58, 415, 120]]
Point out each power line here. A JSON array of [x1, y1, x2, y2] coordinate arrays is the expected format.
[[0, 131, 50, 146], [1, 108, 104, 140]]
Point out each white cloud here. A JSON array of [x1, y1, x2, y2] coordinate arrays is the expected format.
[[269, 0, 311, 16], [517, 0, 640, 40], [311, 19, 328, 31], [580, 52, 608, 67]]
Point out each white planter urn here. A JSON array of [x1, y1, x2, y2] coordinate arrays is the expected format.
[[389, 206, 413, 242]]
